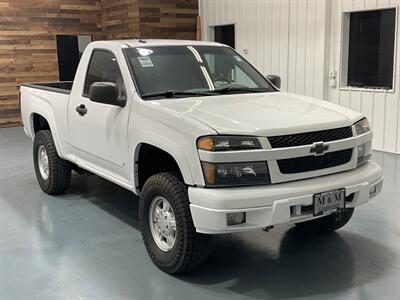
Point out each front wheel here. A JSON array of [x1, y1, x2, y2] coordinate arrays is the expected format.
[[295, 208, 355, 234], [139, 173, 211, 274], [33, 130, 71, 195]]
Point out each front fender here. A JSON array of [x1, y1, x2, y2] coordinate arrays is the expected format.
[[129, 99, 217, 194], [132, 130, 198, 188]]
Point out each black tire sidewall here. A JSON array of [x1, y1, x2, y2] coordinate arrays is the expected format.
[[33, 131, 51, 192], [33, 130, 71, 195], [140, 175, 190, 272]]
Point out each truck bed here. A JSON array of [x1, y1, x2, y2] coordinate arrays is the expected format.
[[20, 82, 73, 95]]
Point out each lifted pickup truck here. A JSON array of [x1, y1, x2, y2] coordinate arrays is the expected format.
[[20, 39, 383, 274]]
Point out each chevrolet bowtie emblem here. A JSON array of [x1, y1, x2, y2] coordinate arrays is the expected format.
[[310, 142, 329, 155]]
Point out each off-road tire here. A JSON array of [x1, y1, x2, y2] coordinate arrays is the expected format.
[[139, 172, 211, 274], [295, 208, 355, 234], [33, 130, 71, 195]]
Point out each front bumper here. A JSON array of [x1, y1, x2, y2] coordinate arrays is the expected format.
[[189, 161, 383, 234]]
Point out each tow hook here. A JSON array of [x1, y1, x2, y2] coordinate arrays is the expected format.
[[263, 226, 274, 232]]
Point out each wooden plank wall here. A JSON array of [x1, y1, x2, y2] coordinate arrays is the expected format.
[[0, 0, 198, 128], [101, 0, 140, 39], [139, 0, 198, 39], [0, 0, 102, 128]]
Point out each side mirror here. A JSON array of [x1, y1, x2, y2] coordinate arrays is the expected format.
[[89, 82, 126, 107], [266, 74, 281, 89]]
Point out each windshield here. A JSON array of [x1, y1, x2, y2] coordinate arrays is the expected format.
[[124, 45, 276, 99]]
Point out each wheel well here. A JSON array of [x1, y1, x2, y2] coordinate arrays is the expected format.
[[32, 113, 50, 133], [136, 144, 183, 190]]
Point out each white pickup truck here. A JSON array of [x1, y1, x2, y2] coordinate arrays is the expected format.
[[20, 39, 383, 274]]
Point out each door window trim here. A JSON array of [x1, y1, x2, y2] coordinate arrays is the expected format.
[[82, 48, 127, 99]]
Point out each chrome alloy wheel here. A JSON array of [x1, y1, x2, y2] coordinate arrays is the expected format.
[[38, 145, 49, 180], [149, 196, 177, 251]]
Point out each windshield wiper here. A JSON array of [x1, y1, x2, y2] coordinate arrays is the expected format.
[[209, 87, 270, 94], [141, 87, 270, 99], [141, 90, 214, 99]]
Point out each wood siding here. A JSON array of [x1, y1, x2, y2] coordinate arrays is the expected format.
[[0, 0, 198, 128], [101, 0, 140, 39], [139, 0, 198, 39], [0, 0, 102, 128]]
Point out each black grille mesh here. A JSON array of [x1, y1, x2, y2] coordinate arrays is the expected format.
[[277, 149, 353, 174], [268, 126, 353, 148]]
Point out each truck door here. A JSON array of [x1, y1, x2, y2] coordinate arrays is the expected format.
[[68, 49, 131, 183]]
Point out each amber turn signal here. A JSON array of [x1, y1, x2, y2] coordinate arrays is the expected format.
[[197, 136, 261, 151], [201, 162, 216, 185], [197, 136, 214, 151]]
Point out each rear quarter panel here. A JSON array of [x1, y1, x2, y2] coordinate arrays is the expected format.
[[20, 86, 71, 157]]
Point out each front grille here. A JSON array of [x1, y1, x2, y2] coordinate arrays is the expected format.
[[277, 149, 353, 174], [268, 126, 353, 148]]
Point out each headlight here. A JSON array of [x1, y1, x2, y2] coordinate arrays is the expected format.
[[202, 161, 270, 187], [354, 118, 371, 135], [197, 136, 261, 151]]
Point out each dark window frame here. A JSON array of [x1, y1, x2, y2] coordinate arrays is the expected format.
[[82, 49, 127, 99], [340, 7, 398, 92]]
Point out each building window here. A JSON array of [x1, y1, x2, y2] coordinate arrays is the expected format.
[[342, 8, 396, 90], [213, 24, 235, 49]]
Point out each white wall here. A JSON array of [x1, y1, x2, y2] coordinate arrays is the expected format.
[[328, 0, 400, 153], [199, 0, 330, 99], [199, 0, 400, 154]]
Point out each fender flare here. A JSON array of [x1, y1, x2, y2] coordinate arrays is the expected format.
[[29, 105, 64, 157], [133, 136, 194, 189]]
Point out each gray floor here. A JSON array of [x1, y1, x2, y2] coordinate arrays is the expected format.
[[0, 127, 399, 300]]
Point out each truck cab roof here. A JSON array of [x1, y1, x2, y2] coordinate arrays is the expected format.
[[91, 39, 226, 49]]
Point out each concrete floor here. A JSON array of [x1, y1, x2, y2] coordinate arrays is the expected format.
[[0, 127, 399, 300]]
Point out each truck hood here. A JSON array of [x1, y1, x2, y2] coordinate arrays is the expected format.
[[154, 91, 364, 136]]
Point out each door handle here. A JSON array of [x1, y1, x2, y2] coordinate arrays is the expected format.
[[76, 104, 88, 116]]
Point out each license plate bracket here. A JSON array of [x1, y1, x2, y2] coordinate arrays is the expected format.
[[313, 188, 346, 216]]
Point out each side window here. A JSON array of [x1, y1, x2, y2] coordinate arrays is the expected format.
[[84, 50, 126, 97]]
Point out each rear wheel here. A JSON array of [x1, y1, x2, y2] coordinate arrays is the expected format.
[[295, 208, 355, 234], [139, 172, 211, 274], [33, 130, 71, 195]]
